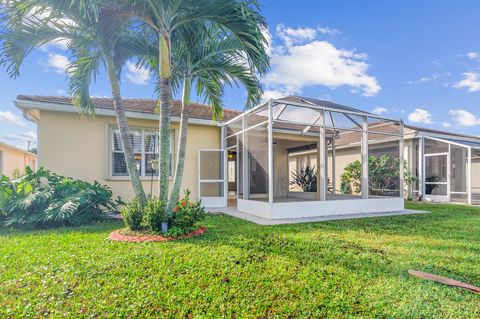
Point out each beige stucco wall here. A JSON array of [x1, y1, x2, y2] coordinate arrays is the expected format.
[[0, 143, 37, 178], [37, 110, 221, 201]]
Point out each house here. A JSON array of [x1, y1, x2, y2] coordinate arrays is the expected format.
[[15, 95, 480, 220], [0, 141, 37, 178]]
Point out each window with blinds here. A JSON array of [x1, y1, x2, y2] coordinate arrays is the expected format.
[[111, 128, 173, 177]]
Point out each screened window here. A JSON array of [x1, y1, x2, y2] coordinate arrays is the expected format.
[[111, 128, 173, 177]]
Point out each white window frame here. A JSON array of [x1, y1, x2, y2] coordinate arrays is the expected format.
[[107, 126, 174, 180]]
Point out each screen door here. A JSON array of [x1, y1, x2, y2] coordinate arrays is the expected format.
[[198, 149, 226, 207]]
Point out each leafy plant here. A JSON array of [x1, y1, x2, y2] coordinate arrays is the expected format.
[[11, 168, 23, 179], [168, 190, 206, 236], [0, 167, 119, 228], [144, 196, 167, 233], [121, 198, 143, 231], [290, 165, 317, 192], [340, 155, 416, 196]]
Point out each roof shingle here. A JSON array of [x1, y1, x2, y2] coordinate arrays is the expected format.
[[16, 95, 242, 121]]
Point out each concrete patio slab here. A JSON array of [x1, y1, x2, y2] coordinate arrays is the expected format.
[[206, 207, 429, 225]]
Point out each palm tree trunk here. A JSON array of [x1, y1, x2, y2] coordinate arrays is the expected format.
[[158, 33, 172, 205], [105, 56, 147, 207], [168, 76, 191, 210]]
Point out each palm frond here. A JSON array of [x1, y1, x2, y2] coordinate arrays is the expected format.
[[68, 46, 101, 116]]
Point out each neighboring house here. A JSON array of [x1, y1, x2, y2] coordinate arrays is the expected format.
[[0, 141, 37, 177], [15, 94, 480, 220]]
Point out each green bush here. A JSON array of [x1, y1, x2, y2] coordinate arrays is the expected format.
[[0, 167, 120, 228], [121, 198, 143, 230], [144, 196, 167, 232], [169, 190, 206, 236], [340, 155, 416, 196]]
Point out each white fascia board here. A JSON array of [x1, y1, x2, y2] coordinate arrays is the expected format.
[[416, 130, 480, 144], [15, 100, 223, 126]]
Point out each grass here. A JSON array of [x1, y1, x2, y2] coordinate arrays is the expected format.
[[0, 202, 479, 318]]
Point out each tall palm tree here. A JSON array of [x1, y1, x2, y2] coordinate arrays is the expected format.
[[0, 1, 149, 206], [166, 25, 264, 209], [135, 0, 269, 209]]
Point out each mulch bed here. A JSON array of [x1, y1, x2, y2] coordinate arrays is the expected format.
[[108, 227, 206, 242]]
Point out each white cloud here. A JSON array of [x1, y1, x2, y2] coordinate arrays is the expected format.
[[262, 89, 294, 101], [0, 111, 26, 127], [317, 27, 340, 36], [419, 73, 440, 82], [442, 122, 451, 128], [40, 38, 69, 51], [406, 73, 441, 85], [276, 24, 317, 47], [56, 89, 66, 95], [125, 62, 150, 85], [449, 109, 480, 127], [408, 108, 433, 124], [21, 131, 37, 140], [453, 72, 480, 92], [372, 106, 388, 115], [263, 25, 381, 98], [40, 53, 69, 74], [467, 52, 478, 59]]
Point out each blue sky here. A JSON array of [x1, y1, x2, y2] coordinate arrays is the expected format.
[[2, 0, 480, 149]]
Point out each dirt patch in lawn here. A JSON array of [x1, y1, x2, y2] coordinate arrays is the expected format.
[[108, 227, 206, 242]]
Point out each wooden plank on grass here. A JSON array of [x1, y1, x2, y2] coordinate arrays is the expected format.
[[408, 269, 480, 294]]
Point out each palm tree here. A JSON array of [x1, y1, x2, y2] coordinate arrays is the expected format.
[[136, 0, 269, 209], [166, 25, 265, 209], [0, 1, 148, 206]]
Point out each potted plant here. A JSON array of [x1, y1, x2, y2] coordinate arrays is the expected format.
[[150, 159, 159, 171]]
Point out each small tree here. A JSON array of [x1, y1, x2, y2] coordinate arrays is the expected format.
[[340, 155, 416, 196]]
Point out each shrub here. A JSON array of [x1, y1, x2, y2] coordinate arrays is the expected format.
[[169, 190, 206, 236], [290, 165, 317, 192], [340, 155, 416, 195], [144, 196, 167, 232], [0, 167, 119, 228], [121, 198, 143, 230]]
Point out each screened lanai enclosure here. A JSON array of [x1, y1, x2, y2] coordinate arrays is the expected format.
[[418, 136, 480, 205], [222, 96, 405, 219]]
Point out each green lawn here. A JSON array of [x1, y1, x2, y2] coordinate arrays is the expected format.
[[1, 202, 479, 318]]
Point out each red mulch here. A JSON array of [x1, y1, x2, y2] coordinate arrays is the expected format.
[[108, 227, 206, 242]]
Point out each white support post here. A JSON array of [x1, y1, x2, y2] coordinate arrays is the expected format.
[[242, 115, 248, 200], [447, 143, 451, 201], [361, 117, 369, 199], [468, 147, 472, 205], [407, 143, 413, 199], [268, 99, 274, 205], [418, 137, 425, 199], [332, 136, 336, 198], [221, 125, 227, 207], [399, 122, 405, 199], [236, 134, 240, 200], [318, 110, 327, 201]]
